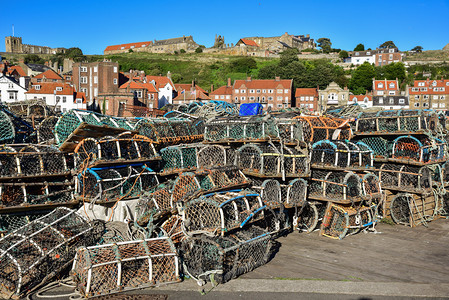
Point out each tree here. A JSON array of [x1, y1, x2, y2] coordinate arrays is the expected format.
[[229, 57, 257, 73], [349, 62, 376, 94], [279, 48, 299, 67], [128, 49, 133, 53], [354, 44, 365, 51], [317, 38, 332, 53], [377, 62, 406, 82], [65, 47, 86, 62], [180, 49, 186, 53], [24, 54, 45, 64], [339, 50, 349, 61], [195, 47, 203, 53], [411, 46, 423, 53], [379, 41, 397, 49]]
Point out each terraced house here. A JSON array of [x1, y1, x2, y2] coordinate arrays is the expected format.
[[408, 79, 449, 110], [232, 77, 293, 109]]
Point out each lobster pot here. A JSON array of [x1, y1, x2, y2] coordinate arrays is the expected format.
[[0, 110, 15, 144], [0, 211, 49, 237], [283, 146, 310, 177], [15, 145, 68, 177], [134, 118, 202, 144], [359, 137, 390, 159], [197, 167, 249, 191], [204, 116, 279, 143], [440, 193, 449, 216], [181, 226, 274, 285], [276, 118, 307, 145], [0, 181, 74, 208], [72, 237, 180, 298], [37, 116, 59, 144], [391, 136, 447, 164], [292, 116, 352, 144], [390, 192, 439, 227], [441, 161, 449, 185], [74, 135, 159, 169], [0, 146, 17, 177], [311, 140, 373, 168], [160, 144, 202, 174], [0, 207, 96, 299], [257, 179, 282, 209], [182, 190, 265, 236], [361, 173, 383, 199], [355, 109, 441, 134], [197, 144, 232, 169], [285, 178, 308, 208], [161, 215, 185, 244], [308, 170, 363, 202], [54, 109, 136, 146], [77, 165, 158, 203], [320, 203, 374, 239], [378, 164, 433, 193]]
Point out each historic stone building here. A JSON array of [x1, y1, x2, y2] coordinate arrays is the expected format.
[[5, 36, 65, 54], [104, 36, 199, 55], [318, 82, 349, 112], [240, 32, 315, 53]]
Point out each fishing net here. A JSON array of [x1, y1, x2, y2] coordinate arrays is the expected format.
[[391, 135, 447, 164], [0, 110, 15, 144], [197, 144, 234, 169], [204, 116, 280, 143], [308, 170, 363, 203], [77, 164, 158, 204], [359, 136, 391, 159], [0, 211, 49, 237], [320, 204, 374, 239], [181, 225, 275, 285], [74, 134, 159, 169], [36, 116, 59, 144], [310, 140, 373, 169], [378, 164, 433, 193], [0, 207, 99, 299], [292, 116, 352, 144], [181, 190, 265, 236], [159, 144, 203, 175], [71, 237, 180, 298]]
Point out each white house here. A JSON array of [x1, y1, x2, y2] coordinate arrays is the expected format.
[[0, 75, 28, 103], [348, 95, 373, 108], [345, 50, 376, 65], [25, 82, 86, 112], [145, 75, 176, 108]]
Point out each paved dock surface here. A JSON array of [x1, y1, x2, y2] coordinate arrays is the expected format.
[[31, 219, 449, 299]]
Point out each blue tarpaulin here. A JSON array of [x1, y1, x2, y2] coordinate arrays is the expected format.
[[239, 103, 263, 116]]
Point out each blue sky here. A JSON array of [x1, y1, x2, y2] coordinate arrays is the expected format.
[[1, 0, 449, 55]]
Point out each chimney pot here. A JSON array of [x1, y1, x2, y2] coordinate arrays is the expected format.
[[275, 76, 280, 81], [227, 78, 231, 87]]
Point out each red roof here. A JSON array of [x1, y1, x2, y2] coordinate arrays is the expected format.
[[234, 78, 292, 90], [409, 79, 449, 95], [239, 39, 259, 47], [8, 65, 27, 77], [175, 83, 208, 94], [295, 88, 318, 97], [119, 80, 158, 93], [74, 92, 87, 103], [373, 80, 398, 91], [145, 75, 175, 90], [173, 89, 211, 101], [104, 41, 153, 52], [26, 82, 74, 95], [34, 69, 63, 80], [350, 95, 372, 102], [210, 85, 233, 96]]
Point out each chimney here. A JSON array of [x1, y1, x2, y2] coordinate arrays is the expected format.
[[227, 78, 231, 87], [275, 76, 280, 81], [210, 84, 214, 92], [307, 34, 310, 38], [192, 80, 195, 87], [247, 76, 252, 81]]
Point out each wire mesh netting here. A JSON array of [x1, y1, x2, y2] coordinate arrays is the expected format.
[[0, 180, 74, 209], [159, 144, 203, 175], [291, 116, 352, 144], [160, 215, 185, 245], [0, 110, 16, 144], [77, 164, 159, 204], [197, 144, 235, 169], [389, 192, 439, 227], [181, 190, 265, 236], [391, 135, 447, 164], [355, 109, 444, 134], [320, 203, 374, 239], [359, 136, 390, 159], [0, 144, 69, 178], [0, 207, 98, 299], [378, 164, 433, 193], [36, 116, 59, 144], [235, 143, 309, 178], [0, 211, 50, 237], [71, 237, 180, 298], [204, 116, 280, 143], [285, 178, 308, 208], [180, 225, 275, 285], [308, 170, 363, 203], [74, 134, 159, 169], [310, 140, 373, 169]]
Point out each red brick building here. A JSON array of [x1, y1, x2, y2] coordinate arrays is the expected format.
[[295, 88, 318, 111], [374, 48, 403, 66], [210, 78, 233, 102], [408, 79, 449, 110], [31, 69, 64, 83], [233, 77, 293, 109], [72, 60, 119, 103]]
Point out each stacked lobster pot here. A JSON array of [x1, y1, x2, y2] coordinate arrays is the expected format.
[[306, 139, 382, 239], [353, 109, 448, 227], [0, 144, 76, 236]]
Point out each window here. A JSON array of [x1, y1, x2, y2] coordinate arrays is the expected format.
[[268, 97, 273, 101], [249, 96, 255, 101], [300, 96, 305, 101], [240, 96, 246, 100], [76, 98, 82, 104], [277, 89, 283, 93], [113, 78, 118, 85], [415, 95, 420, 100], [256, 89, 261, 93], [440, 103, 446, 108], [33, 85, 41, 90], [389, 91, 395, 95], [56, 87, 62, 91], [234, 97, 238, 101], [113, 67, 118, 73], [220, 95, 224, 99], [421, 88, 427, 91], [250, 89, 255, 93], [389, 98, 394, 104], [93, 66, 98, 73], [364, 97, 368, 103], [341, 94, 345, 100], [399, 98, 405, 104], [43, 97, 46, 101], [423, 103, 429, 107], [62, 96, 66, 103], [277, 96, 283, 100], [94, 76, 98, 84], [215, 95, 219, 100], [377, 83, 383, 89], [379, 97, 383, 104], [268, 89, 273, 93], [262, 89, 266, 93], [414, 103, 420, 107], [8, 92, 17, 100], [389, 54, 393, 60], [80, 88, 88, 96], [423, 95, 429, 99], [8, 83, 14, 89], [94, 88, 98, 97], [80, 77, 88, 84], [235, 89, 239, 93], [440, 96, 445, 100], [432, 103, 438, 108], [285, 96, 289, 101], [56, 96, 61, 102], [284, 89, 289, 93], [412, 88, 419, 92], [81, 66, 87, 72], [433, 95, 439, 100], [377, 91, 384, 95], [241, 89, 246, 93], [226, 95, 230, 100], [277, 104, 283, 108], [418, 82, 425, 87]]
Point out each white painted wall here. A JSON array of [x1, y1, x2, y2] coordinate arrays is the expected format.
[[0, 75, 27, 102]]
